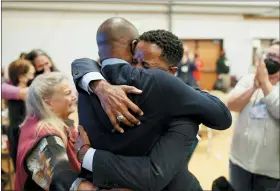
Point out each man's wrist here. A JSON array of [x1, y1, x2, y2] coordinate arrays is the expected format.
[[77, 145, 90, 163], [89, 80, 108, 94], [70, 178, 85, 191]]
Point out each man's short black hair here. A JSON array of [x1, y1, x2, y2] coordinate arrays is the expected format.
[[139, 30, 183, 66]]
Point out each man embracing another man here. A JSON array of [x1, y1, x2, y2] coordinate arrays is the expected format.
[[72, 17, 232, 191]]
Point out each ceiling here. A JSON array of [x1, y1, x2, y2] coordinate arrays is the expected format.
[[2, 1, 280, 17]]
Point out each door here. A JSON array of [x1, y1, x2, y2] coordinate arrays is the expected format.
[[197, 40, 222, 90], [180, 39, 222, 90]]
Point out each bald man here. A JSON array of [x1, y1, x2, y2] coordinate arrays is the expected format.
[[72, 17, 232, 190]]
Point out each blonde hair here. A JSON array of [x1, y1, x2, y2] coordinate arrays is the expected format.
[[25, 72, 69, 145]]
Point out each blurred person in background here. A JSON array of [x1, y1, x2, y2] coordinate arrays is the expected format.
[[227, 41, 280, 191], [176, 45, 189, 83], [177, 48, 198, 88], [16, 72, 95, 191], [1, 66, 5, 83], [7, 59, 35, 170], [193, 52, 204, 88], [2, 49, 58, 101], [1, 66, 9, 190], [216, 49, 230, 92], [24, 49, 58, 75]]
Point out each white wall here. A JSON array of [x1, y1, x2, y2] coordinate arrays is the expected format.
[[2, 6, 279, 80], [2, 10, 167, 81], [173, 14, 279, 78]]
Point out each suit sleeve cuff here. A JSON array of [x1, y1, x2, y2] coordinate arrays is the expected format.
[[70, 178, 85, 191], [82, 148, 96, 172], [78, 72, 105, 94]]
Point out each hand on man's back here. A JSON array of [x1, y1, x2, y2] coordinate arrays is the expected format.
[[90, 80, 144, 133]]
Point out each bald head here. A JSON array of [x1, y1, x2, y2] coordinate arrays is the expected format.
[[97, 17, 138, 45], [96, 17, 139, 62]]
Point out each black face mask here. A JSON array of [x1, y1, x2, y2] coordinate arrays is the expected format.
[[35, 66, 53, 76], [27, 79, 33, 86], [264, 58, 280, 75], [35, 69, 44, 76]]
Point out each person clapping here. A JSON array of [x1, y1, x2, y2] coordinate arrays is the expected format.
[[227, 41, 279, 191]]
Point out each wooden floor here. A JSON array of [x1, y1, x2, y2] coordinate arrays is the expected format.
[[189, 127, 233, 189], [2, 154, 15, 190]]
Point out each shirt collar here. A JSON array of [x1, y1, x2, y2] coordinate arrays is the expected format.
[[101, 58, 129, 69]]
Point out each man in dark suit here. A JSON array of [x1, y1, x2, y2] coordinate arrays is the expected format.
[[73, 18, 232, 190]]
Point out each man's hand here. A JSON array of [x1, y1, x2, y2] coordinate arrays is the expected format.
[[78, 181, 97, 191], [90, 80, 144, 133], [75, 126, 91, 162]]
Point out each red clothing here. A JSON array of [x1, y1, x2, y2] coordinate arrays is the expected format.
[[193, 58, 204, 81], [15, 115, 80, 191]]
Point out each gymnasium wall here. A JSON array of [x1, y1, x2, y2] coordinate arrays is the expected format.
[[2, 2, 279, 80]]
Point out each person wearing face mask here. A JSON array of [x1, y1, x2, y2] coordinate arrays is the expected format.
[[6, 59, 35, 170], [226, 41, 280, 191], [24, 49, 58, 76], [1, 49, 58, 101]]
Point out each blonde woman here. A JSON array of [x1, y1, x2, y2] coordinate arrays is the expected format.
[[15, 72, 95, 191]]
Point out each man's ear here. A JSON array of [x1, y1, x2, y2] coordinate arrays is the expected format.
[[131, 39, 139, 55], [169, 67, 178, 75]]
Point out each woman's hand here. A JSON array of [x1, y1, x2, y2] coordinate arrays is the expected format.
[[19, 87, 29, 100], [90, 80, 144, 133]]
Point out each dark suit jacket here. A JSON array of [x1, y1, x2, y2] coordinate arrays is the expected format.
[[72, 58, 232, 190], [78, 93, 202, 190]]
